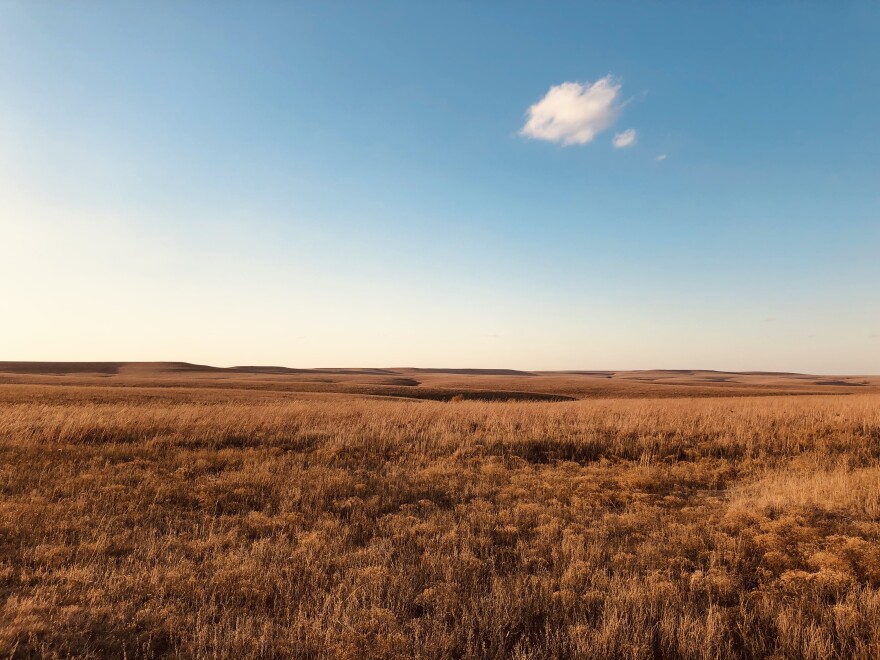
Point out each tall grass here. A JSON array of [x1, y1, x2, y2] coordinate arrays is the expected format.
[[1, 387, 879, 658]]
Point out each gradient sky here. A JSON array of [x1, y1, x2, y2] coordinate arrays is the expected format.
[[2, 2, 879, 372]]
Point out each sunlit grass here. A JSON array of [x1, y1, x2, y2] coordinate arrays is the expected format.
[[1, 388, 879, 658]]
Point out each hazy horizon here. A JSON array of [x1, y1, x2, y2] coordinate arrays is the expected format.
[[2, 2, 878, 373], [1, 360, 877, 378]]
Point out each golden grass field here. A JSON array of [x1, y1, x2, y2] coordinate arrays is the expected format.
[[1, 363, 880, 658]]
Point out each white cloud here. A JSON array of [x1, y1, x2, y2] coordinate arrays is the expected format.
[[520, 76, 623, 146], [612, 128, 637, 148], [655, 154, 667, 161]]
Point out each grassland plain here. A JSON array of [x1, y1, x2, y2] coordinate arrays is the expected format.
[[1, 366, 880, 658]]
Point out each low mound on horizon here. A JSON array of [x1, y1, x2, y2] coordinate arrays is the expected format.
[[0, 361, 875, 401]]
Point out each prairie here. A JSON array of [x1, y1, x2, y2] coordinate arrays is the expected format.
[[1, 364, 879, 658]]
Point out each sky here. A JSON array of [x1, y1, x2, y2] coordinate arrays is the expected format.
[[1, 2, 879, 373]]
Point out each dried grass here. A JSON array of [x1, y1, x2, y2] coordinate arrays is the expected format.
[[1, 387, 879, 658]]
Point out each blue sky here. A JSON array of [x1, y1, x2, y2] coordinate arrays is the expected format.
[[2, 2, 879, 372]]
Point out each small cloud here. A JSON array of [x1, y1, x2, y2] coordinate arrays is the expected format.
[[764, 317, 776, 323], [612, 128, 637, 148], [870, 333, 880, 339], [655, 154, 667, 161], [520, 76, 623, 146]]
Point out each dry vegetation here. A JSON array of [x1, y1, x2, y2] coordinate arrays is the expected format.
[[2, 374, 880, 658]]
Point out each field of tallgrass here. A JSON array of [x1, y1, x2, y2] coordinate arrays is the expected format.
[[2, 385, 879, 658]]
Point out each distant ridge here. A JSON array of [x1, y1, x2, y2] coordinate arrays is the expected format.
[[228, 366, 400, 376], [0, 362, 404, 377], [0, 362, 540, 377], [408, 368, 536, 376], [0, 363, 873, 383], [0, 361, 128, 375]]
